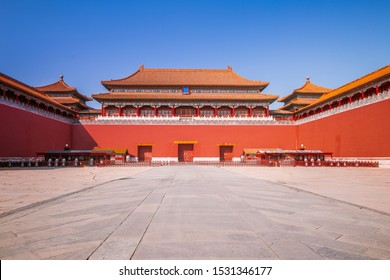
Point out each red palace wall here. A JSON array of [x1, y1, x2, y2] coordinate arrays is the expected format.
[[297, 98, 390, 157], [2, 98, 390, 159], [72, 124, 297, 158], [0, 104, 72, 157]]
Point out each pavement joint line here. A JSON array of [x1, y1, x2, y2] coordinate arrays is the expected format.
[[0, 167, 152, 220], [1, 166, 389, 260], [335, 234, 343, 241], [218, 193, 282, 259], [227, 170, 390, 217], [0, 207, 43, 225], [86, 180, 161, 260], [277, 182, 390, 217], [129, 170, 177, 260], [298, 239, 323, 257], [0, 177, 133, 220]]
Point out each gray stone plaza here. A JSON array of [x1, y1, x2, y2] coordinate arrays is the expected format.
[[0, 166, 389, 259]]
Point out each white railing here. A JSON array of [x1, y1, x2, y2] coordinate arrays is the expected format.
[[97, 115, 181, 121], [80, 114, 290, 125], [296, 91, 390, 125], [0, 96, 75, 124]]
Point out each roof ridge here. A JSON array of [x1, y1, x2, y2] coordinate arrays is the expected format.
[[323, 64, 390, 96], [58, 79, 76, 90], [101, 66, 269, 89], [101, 69, 141, 84], [0, 72, 76, 113], [294, 80, 332, 93], [229, 69, 265, 84], [294, 80, 310, 92], [35, 77, 92, 101], [278, 79, 331, 102], [143, 68, 230, 72], [35, 78, 77, 92], [294, 64, 390, 114]]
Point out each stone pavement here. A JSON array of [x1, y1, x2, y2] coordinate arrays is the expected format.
[[223, 167, 390, 214], [0, 167, 150, 216], [0, 166, 389, 260]]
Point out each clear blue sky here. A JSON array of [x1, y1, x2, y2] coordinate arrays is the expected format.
[[2, 0, 390, 109]]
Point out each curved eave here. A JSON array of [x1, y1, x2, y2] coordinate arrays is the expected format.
[[279, 91, 329, 104], [293, 80, 332, 94], [102, 81, 269, 91], [294, 86, 332, 94], [37, 88, 92, 102], [278, 91, 323, 103], [101, 69, 142, 89], [35, 80, 77, 92], [55, 99, 90, 109], [73, 92, 93, 102], [79, 108, 101, 114], [101, 67, 269, 91], [0, 73, 76, 114], [294, 64, 390, 114], [35, 80, 92, 102], [271, 109, 293, 115], [279, 80, 331, 103], [277, 102, 311, 111], [295, 88, 331, 94], [278, 92, 297, 103]]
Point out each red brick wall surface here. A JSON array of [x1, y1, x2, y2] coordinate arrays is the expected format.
[[72, 124, 297, 158], [297, 99, 390, 157], [0, 104, 72, 157], [2, 98, 390, 158]]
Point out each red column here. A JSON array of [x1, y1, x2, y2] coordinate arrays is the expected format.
[[338, 100, 341, 107], [376, 86, 379, 94], [102, 105, 106, 116], [214, 106, 218, 117], [231, 107, 235, 117], [154, 106, 157, 116], [136, 106, 140, 116], [249, 106, 253, 117], [266, 106, 269, 117], [196, 106, 200, 117], [349, 96, 353, 103], [361, 91, 365, 99], [171, 106, 175, 116], [329, 104, 332, 109], [119, 106, 123, 116]]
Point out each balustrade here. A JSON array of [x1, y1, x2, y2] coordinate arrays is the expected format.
[[88, 114, 278, 125], [0, 94, 75, 123], [296, 90, 389, 124]]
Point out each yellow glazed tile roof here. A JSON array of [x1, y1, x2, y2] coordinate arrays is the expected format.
[[102, 65, 269, 90], [296, 64, 390, 113]]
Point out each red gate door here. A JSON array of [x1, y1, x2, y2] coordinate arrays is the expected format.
[[138, 146, 152, 162], [219, 146, 233, 162], [178, 144, 194, 162]]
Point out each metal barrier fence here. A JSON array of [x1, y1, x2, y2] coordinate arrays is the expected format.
[[294, 160, 379, 168], [96, 159, 379, 168], [0, 159, 379, 168], [0, 159, 91, 168]]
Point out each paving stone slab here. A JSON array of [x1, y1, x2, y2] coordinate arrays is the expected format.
[[1, 166, 389, 260]]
